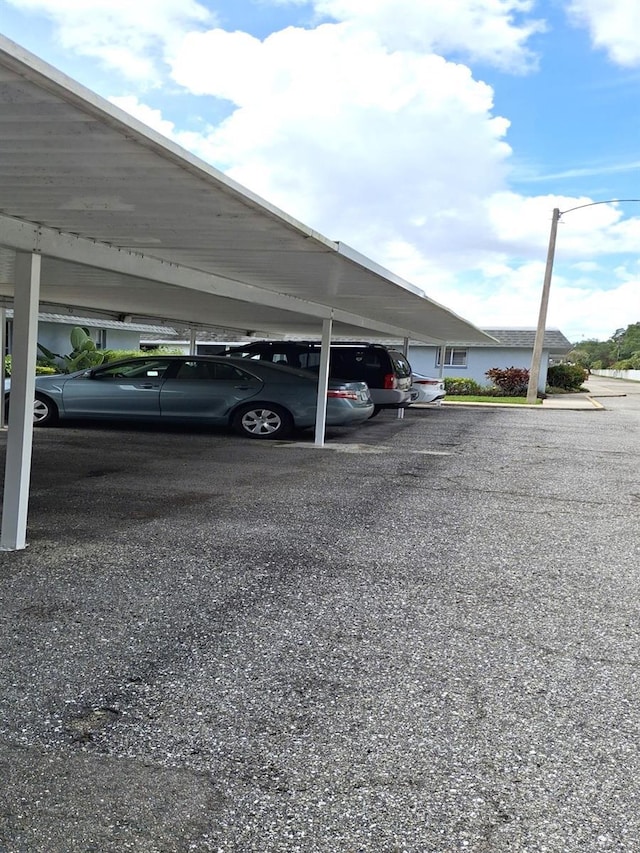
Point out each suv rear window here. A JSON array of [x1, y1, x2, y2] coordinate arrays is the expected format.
[[389, 351, 412, 378], [223, 341, 412, 384]]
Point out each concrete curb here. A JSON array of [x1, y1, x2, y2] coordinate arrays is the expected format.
[[439, 396, 604, 410]]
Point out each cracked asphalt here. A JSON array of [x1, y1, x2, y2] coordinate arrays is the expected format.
[[1, 374, 639, 852]]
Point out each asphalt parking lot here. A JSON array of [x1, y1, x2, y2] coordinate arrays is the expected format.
[[1, 375, 640, 852]]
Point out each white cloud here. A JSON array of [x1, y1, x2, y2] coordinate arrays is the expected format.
[[416, 259, 640, 342], [544, 277, 640, 342], [167, 23, 512, 264], [284, 0, 545, 71], [567, 0, 640, 66], [484, 192, 640, 259], [109, 95, 178, 137], [4, 0, 214, 83]]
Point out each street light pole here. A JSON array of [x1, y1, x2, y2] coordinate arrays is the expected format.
[[526, 207, 561, 404], [526, 198, 640, 405]]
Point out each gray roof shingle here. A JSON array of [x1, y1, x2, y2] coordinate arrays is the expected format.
[[471, 328, 573, 353]]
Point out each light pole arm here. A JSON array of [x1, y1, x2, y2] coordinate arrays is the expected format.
[[527, 207, 561, 404]]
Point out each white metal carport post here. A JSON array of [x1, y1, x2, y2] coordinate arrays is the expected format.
[[439, 344, 447, 379], [0, 305, 5, 429], [314, 316, 333, 447], [1, 252, 41, 551], [397, 337, 410, 419]]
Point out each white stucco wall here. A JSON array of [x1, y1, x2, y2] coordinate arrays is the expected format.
[[37, 323, 141, 356], [408, 345, 549, 392], [592, 369, 640, 382]]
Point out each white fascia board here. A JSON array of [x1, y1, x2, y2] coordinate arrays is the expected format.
[[0, 215, 446, 341], [0, 215, 326, 316]]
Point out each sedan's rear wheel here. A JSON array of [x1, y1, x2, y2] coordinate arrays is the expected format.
[[232, 403, 293, 439]]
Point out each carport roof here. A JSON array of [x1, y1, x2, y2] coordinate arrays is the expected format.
[[0, 35, 494, 345]]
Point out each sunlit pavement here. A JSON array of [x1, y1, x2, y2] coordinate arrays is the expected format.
[[1, 383, 640, 851]]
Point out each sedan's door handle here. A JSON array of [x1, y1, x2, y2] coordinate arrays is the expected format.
[[139, 384, 159, 389], [234, 385, 251, 390]]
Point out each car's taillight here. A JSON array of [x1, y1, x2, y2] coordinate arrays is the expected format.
[[327, 389, 359, 400], [383, 373, 397, 390], [416, 379, 440, 386]]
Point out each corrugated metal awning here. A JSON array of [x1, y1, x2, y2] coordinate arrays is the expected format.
[[0, 34, 494, 345], [4, 309, 174, 334]]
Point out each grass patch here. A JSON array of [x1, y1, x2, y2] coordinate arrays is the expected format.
[[445, 395, 541, 405]]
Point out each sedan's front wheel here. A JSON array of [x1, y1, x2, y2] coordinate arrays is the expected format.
[[33, 394, 58, 426], [4, 393, 58, 426], [232, 403, 293, 439]]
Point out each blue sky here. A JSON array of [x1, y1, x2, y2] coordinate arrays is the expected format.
[[2, 0, 640, 341]]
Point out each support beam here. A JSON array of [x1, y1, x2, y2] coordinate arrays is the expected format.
[[0, 215, 471, 343], [397, 337, 410, 419], [0, 306, 5, 429], [314, 317, 333, 447], [438, 344, 447, 379], [1, 252, 40, 550]]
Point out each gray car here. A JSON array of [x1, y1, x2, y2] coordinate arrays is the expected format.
[[5, 355, 374, 439]]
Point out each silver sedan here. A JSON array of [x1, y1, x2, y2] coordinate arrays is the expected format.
[[5, 355, 374, 439]]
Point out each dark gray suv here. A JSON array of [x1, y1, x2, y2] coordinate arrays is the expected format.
[[222, 341, 413, 415]]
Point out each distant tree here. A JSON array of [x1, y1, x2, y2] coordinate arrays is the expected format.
[[616, 322, 640, 360], [571, 323, 640, 369], [568, 339, 615, 369]]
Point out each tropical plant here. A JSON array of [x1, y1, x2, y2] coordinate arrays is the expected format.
[[37, 326, 106, 373], [485, 366, 530, 396]]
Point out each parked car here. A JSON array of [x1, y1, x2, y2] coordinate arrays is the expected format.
[[409, 373, 446, 405], [4, 355, 374, 439], [223, 341, 413, 415]]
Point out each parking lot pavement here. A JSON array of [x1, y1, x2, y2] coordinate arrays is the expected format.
[[1, 387, 640, 852]]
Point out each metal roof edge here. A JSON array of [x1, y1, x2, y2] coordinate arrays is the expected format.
[[4, 308, 174, 334], [335, 243, 497, 343]]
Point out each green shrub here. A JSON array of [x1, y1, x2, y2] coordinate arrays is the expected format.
[[3, 355, 58, 377], [485, 366, 530, 396], [102, 347, 184, 362], [611, 354, 640, 370], [444, 376, 483, 395], [547, 363, 587, 391]]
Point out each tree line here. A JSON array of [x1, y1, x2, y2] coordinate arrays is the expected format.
[[569, 322, 640, 370]]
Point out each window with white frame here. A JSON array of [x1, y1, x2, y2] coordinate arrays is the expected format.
[[436, 347, 468, 367], [93, 328, 107, 349]]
